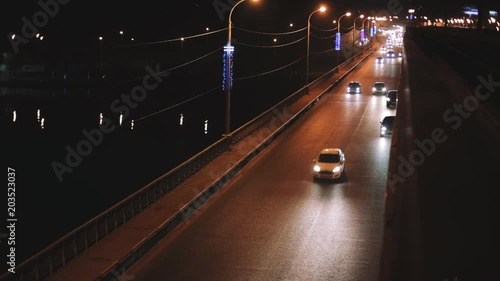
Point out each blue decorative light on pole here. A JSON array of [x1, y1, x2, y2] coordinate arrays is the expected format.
[[360, 29, 365, 44], [222, 43, 234, 91], [335, 32, 341, 51]]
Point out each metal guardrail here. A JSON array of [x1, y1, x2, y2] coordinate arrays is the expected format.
[[98, 42, 378, 281], [0, 40, 374, 281]]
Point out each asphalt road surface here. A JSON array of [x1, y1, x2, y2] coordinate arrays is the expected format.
[[126, 48, 403, 281]]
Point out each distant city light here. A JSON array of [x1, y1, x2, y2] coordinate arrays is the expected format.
[[180, 114, 184, 126], [12, 111, 16, 122], [204, 120, 208, 134], [131, 120, 135, 130]]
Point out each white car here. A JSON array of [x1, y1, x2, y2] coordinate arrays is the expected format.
[[313, 148, 346, 180]]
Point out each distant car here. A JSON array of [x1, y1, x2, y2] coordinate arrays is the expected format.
[[372, 82, 387, 95], [347, 81, 361, 94], [313, 148, 346, 180], [387, 51, 395, 58], [380, 46, 386, 52], [376, 56, 384, 64], [380, 116, 395, 137], [386, 90, 398, 108]]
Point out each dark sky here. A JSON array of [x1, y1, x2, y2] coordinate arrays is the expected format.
[[1, 0, 498, 51]]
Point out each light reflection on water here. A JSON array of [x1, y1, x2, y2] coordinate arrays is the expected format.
[[6, 107, 216, 135]]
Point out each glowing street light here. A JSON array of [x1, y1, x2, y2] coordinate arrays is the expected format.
[[306, 6, 327, 87]]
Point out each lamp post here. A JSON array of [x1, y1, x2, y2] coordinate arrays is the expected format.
[[224, 0, 258, 136], [98, 36, 103, 69], [353, 15, 364, 50], [361, 17, 371, 45], [306, 6, 326, 88], [336, 12, 351, 71], [362, 17, 370, 33], [119, 30, 123, 47], [273, 38, 277, 56]]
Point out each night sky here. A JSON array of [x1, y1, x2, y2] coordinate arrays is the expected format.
[[1, 0, 499, 51]]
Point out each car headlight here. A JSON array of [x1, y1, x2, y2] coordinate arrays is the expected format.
[[386, 97, 391, 101], [382, 87, 387, 91], [333, 166, 341, 173], [381, 126, 387, 131], [372, 87, 376, 91], [314, 165, 320, 172], [356, 88, 360, 92], [347, 87, 350, 91]]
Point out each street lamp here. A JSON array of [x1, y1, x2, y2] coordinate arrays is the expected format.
[[119, 30, 124, 46], [224, 0, 259, 136], [306, 6, 327, 87], [353, 15, 364, 50], [273, 38, 277, 56], [361, 17, 371, 44], [98, 36, 103, 68], [336, 12, 351, 71]]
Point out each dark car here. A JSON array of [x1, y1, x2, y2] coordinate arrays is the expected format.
[[380, 116, 395, 137], [387, 51, 395, 58], [386, 90, 398, 108], [347, 81, 361, 94]]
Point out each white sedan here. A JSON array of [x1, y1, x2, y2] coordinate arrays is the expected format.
[[313, 148, 346, 180]]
